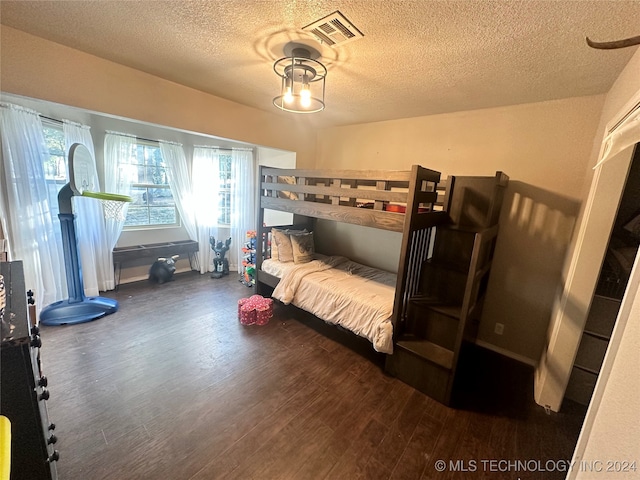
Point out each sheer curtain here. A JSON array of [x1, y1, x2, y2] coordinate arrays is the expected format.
[[0, 103, 66, 311], [160, 141, 197, 240], [63, 120, 112, 294], [103, 132, 136, 288], [192, 146, 220, 273], [231, 148, 256, 273]]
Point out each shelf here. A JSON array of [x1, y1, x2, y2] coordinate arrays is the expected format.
[[409, 296, 487, 321], [410, 296, 462, 315], [582, 329, 610, 341], [574, 333, 608, 373], [584, 295, 620, 339], [573, 363, 600, 376], [565, 365, 597, 406], [395, 336, 454, 370]]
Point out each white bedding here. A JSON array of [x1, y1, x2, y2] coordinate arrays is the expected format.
[[265, 255, 396, 354]]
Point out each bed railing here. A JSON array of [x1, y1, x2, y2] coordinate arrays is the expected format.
[[259, 166, 445, 233]]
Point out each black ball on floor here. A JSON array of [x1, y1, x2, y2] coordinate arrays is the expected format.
[[148, 256, 177, 284]]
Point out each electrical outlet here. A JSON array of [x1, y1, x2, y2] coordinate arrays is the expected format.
[[494, 323, 504, 335]]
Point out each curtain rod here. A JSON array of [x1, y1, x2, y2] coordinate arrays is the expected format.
[[41, 114, 251, 152], [608, 100, 640, 134], [40, 114, 62, 124]]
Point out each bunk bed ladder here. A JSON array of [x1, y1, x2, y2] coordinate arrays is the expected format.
[[387, 171, 509, 406]]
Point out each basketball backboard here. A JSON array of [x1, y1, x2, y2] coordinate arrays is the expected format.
[[68, 143, 96, 195]]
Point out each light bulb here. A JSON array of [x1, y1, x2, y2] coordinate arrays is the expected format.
[[284, 87, 293, 103], [300, 76, 311, 107], [299, 73, 312, 107], [300, 93, 311, 108], [283, 77, 294, 103]]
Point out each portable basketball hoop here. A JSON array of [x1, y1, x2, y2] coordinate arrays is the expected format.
[[40, 143, 132, 326]]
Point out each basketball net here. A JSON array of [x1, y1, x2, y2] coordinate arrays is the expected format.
[[101, 199, 128, 221], [82, 191, 132, 222]]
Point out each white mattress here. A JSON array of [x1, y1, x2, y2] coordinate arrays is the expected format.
[[263, 255, 396, 354]]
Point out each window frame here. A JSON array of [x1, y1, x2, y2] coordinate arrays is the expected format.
[[123, 139, 181, 231]]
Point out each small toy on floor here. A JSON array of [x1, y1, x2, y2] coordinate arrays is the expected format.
[[210, 236, 231, 279], [148, 255, 179, 284], [238, 295, 274, 325]]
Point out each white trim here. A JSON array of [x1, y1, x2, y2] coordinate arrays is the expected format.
[[475, 339, 537, 367]]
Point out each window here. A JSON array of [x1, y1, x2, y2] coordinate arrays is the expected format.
[[42, 122, 67, 216], [125, 140, 179, 229], [218, 153, 232, 225]]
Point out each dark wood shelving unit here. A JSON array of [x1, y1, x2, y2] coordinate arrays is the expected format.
[[565, 293, 620, 404]]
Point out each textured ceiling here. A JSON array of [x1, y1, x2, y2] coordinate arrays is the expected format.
[[1, 0, 640, 128]]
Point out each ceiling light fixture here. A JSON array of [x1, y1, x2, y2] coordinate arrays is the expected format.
[[273, 47, 327, 114]]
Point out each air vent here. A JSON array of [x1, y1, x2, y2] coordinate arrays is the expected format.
[[303, 11, 364, 47]]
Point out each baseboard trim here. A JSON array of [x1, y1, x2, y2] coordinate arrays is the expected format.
[[474, 339, 537, 367]]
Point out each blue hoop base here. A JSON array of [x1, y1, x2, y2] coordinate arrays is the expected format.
[[40, 297, 119, 326]]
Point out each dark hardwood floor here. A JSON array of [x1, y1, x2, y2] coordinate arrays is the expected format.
[[39, 272, 586, 480]]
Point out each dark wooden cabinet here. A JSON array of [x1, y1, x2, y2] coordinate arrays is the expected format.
[[1, 261, 58, 480]]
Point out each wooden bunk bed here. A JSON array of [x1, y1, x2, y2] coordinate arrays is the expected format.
[[256, 165, 447, 350], [255, 165, 508, 404]]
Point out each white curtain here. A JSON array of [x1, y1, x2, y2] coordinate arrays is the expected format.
[[160, 141, 197, 240], [192, 146, 221, 273], [63, 120, 112, 294], [0, 103, 66, 311], [231, 148, 256, 273], [103, 132, 136, 287]]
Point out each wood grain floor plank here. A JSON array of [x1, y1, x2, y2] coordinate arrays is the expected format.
[[220, 391, 335, 479], [324, 417, 389, 479], [374, 390, 429, 472], [190, 382, 326, 479], [390, 411, 444, 479]]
